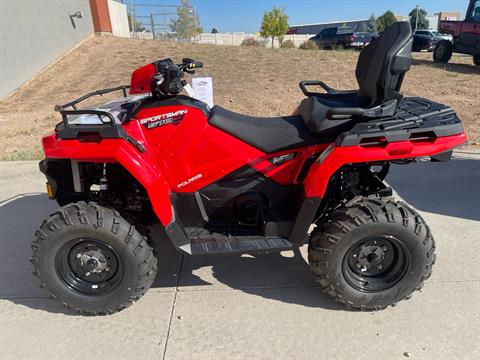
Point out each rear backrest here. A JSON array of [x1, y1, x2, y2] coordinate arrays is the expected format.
[[355, 22, 413, 106]]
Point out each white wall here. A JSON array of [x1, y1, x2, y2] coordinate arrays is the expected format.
[[108, 0, 130, 38], [197, 33, 315, 48], [0, 0, 93, 99]]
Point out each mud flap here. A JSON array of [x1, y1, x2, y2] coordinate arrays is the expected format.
[[431, 150, 452, 162]]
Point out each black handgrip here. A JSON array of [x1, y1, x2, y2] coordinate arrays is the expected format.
[[299, 80, 333, 96], [188, 61, 203, 69], [326, 107, 366, 117]]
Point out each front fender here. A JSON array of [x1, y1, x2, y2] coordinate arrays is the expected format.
[[42, 135, 173, 225]]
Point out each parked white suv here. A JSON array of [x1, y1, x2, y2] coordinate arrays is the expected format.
[[415, 30, 453, 42]]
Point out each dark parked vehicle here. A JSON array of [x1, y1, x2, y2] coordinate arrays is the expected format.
[[309, 27, 372, 50], [434, 0, 480, 65], [412, 30, 441, 51]]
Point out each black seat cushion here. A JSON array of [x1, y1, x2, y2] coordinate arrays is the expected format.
[[297, 97, 357, 135], [314, 92, 370, 108], [208, 106, 332, 153]]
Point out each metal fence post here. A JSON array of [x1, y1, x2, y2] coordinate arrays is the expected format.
[[150, 14, 155, 39]]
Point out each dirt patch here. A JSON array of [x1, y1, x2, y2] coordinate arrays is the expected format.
[[0, 37, 479, 159]]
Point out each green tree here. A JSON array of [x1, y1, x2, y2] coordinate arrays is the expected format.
[[170, 0, 202, 40], [409, 7, 429, 31], [376, 10, 397, 32], [367, 13, 377, 33], [260, 7, 289, 48]]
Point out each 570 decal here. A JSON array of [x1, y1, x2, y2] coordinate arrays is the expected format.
[[140, 109, 188, 129]]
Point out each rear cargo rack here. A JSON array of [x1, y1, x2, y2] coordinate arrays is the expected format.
[[53, 85, 145, 153], [336, 97, 464, 147]]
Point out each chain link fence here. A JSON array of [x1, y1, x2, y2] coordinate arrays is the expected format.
[[128, 2, 200, 41]]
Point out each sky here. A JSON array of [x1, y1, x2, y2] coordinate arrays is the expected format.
[[132, 0, 467, 33]]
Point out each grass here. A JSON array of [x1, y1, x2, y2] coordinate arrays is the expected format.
[[2, 148, 44, 161], [0, 36, 479, 160]]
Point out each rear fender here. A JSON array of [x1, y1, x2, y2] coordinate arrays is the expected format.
[[304, 133, 467, 198], [42, 135, 173, 225]]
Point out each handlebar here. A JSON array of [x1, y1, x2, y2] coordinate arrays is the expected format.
[[153, 58, 204, 95], [177, 59, 203, 74]]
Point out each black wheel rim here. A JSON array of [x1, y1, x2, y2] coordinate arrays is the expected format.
[[342, 236, 410, 292], [56, 239, 123, 295]]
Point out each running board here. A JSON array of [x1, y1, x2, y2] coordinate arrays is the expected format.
[[178, 235, 293, 255]]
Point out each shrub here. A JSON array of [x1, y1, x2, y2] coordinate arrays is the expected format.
[[280, 39, 295, 48], [241, 37, 262, 47], [299, 40, 318, 50]]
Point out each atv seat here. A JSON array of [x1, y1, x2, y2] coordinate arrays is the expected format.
[[299, 22, 413, 134], [209, 23, 414, 148], [208, 106, 332, 153]]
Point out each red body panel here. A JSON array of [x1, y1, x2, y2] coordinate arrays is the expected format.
[[129, 63, 156, 94], [43, 97, 468, 226], [135, 105, 266, 192], [304, 133, 467, 198]]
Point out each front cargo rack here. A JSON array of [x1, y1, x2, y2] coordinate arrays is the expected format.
[[53, 85, 145, 152]]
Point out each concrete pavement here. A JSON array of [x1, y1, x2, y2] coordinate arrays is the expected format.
[[0, 153, 479, 359]]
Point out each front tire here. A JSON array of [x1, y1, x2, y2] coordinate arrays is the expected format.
[[474, 54, 480, 66], [308, 197, 435, 310], [32, 202, 158, 315], [433, 40, 453, 63]]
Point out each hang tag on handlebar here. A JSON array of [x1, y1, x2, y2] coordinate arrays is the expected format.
[[192, 76, 214, 108]]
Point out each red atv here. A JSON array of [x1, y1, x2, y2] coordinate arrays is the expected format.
[[434, 0, 480, 65], [34, 23, 466, 315]]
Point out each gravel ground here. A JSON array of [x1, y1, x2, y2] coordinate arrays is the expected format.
[[0, 37, 479, 159]]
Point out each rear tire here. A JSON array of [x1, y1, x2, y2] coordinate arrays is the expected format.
[[32, 202, 158, 315], [474, 54, 480, 66], [433, 40, 453, 63], [308, 197, 435, 310]]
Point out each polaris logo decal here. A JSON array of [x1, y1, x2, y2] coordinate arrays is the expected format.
[[177, 173, 203, 188], [140, 109, 187, 129]]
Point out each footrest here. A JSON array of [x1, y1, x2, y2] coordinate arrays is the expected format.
[[185, 235, 293, 255]]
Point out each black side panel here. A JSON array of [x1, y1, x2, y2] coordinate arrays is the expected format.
[[289, 197, 322, 245], [174, 166, 302, 236], [200, 166, 301, 222], [208, 106, 332, 153], [174, 193, 207, 228]]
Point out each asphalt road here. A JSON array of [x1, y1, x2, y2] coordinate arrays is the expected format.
[[0, 153, 479, 360]]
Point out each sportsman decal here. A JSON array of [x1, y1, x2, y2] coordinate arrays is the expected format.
[[140, 109, 187, 129]]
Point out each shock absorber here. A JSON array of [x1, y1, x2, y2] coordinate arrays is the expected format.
[[99, 163, 108, 200]]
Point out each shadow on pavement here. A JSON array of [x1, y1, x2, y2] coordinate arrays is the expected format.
[[1, 156, 477, 314], [0, 194, 342, 314], [387, 157, 480, 221]]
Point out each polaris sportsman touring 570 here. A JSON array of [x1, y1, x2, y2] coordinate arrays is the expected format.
[[34, 23, 467, 314]]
